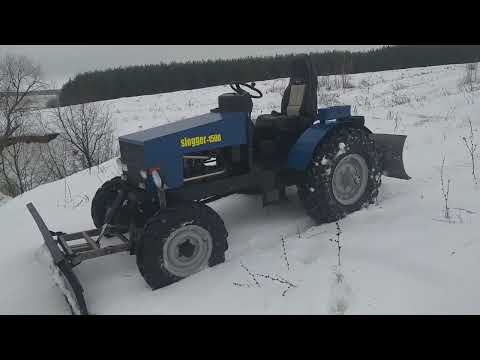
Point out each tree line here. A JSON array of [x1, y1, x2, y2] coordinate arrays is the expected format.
[[59, 45, 480, 106]]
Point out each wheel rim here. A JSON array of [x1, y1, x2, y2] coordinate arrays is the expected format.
[[332, 154, 369, 206], [163, 225, 213, 278]]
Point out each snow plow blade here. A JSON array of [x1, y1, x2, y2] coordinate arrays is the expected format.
[[373, 133, 411, 180], [27, 203, 88, 315]]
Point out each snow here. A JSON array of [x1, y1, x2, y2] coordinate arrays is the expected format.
[[0, 192, 10, 207], [1, 63, 480, 314]]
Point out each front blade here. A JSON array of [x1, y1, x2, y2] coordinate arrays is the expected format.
[[373, 134, 411, 180], [27, 203, 88, 315]]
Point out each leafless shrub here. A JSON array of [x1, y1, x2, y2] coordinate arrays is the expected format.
[[320, 56, 355, 91], [329, 74, 354, 91], [235, 261, 297, 296], [240, 262, 261, 288], [461, 117, 478, 182], [339, 55, 355, 90], [281, 236, 290, 271], [328, 221, 350, 315], [39, 136, 77, 181], [0, 123, 49, 195], [390, 92, 411, 106], [330, 222, 343, 271], [0, 145, 55, 195], [318, 92, 341, 107], [444, 106, 457, 123], [341, 74, 354, 90], [318, 75, 332, 89], [44, 102, 116, 170], [414, 95, 427, 107], [359, 79, 371, 91], [440, 155, 451, 221], [56, 177, 90, 209], [254, 272, 297, 296], [354, 95, 372, 110], [232, 282, 252, 288], [461, 90, 476, 105], [266, 79, 287, 95], [387, 111, 402, 133], [441, 88, 451, 97], [459, 63, 479, 93], [392, 82, 408, 91]]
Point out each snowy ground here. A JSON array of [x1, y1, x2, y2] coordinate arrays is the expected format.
[[1, 63, 480, 314], [0, 192, 10, 207]]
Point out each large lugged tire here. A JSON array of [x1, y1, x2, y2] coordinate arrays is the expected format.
[[297, 126, 382, 224], [91, 177, 130, 229], [136, 201, 228, 290]]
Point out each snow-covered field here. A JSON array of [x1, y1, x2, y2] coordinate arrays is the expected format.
[[1, 63, 479, 314]]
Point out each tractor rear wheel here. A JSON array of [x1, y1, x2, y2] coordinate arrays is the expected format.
[[91, 177, 130, 229], [297, 126, 382, 224], [136, 201, 228, 290]]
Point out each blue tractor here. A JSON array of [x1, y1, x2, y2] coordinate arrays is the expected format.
[[27, 55, 409, 314]]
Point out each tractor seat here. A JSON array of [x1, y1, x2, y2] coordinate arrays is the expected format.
[[255, 82, 310, 133], [255, 55, 318, 135]]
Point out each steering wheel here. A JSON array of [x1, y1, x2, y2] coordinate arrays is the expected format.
[[230, 82, 263, 99]]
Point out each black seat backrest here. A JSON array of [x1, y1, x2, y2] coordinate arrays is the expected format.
[[280, 55, 318, 119]]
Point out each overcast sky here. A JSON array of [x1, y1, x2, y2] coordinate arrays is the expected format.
[[0, 45, 383, 88]]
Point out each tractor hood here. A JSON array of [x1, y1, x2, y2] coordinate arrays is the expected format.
[[118, 112, 249, 190]]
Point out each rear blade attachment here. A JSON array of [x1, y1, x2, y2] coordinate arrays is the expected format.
[[373, 133, 411, 180], [27, 203, 88, 315]]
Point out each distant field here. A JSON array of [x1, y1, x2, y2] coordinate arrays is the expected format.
[[0, 90, 59, 109]]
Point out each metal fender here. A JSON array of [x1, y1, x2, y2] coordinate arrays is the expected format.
[[287, 118, 366, 171]]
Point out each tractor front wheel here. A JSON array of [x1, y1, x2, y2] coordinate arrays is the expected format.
[[297, 126, 382, 224], [91, 177, 131, 229], [136, 202, 228, 290]]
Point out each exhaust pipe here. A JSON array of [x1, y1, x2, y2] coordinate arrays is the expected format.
[[373, 134, 411, 180]]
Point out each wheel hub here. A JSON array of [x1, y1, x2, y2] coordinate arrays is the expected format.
[[177, 238, 196, 259], [163, 225, 213, 278], [332, 154, 369, 206]]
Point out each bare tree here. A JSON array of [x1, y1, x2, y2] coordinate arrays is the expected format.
[[0, 54, 46, 137], [38, 136, 73, 181], [0, 53, 59, 195], [1, 142, 37, 195], [0, 53, 58, 150], [46, 102, 116, 170]]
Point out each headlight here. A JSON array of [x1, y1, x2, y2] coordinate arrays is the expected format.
[[151, 170, 163, 189]]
